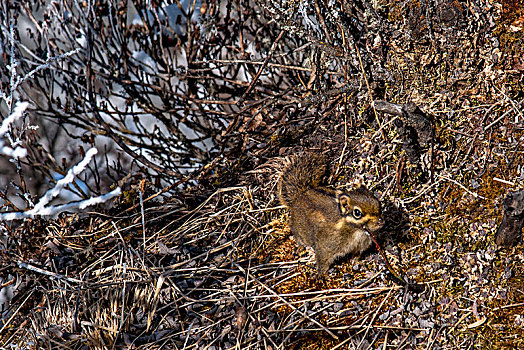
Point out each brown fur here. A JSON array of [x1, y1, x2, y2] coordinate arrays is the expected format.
[[279, 153, 384, 274]]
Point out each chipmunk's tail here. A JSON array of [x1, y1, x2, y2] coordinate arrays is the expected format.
[[278, 152, 328, 206]]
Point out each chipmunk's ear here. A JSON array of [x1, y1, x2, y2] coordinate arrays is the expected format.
[[336, 192, 351, 216]]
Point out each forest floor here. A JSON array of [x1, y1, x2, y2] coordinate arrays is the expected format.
[[2, 0, 524, 349]]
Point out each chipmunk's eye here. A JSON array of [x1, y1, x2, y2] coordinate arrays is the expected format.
[[353, 208, 362, 219]]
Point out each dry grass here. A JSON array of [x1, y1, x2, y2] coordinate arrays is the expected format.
[[2, 110, 524, 348]]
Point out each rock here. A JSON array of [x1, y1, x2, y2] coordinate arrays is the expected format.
[[495, 190, 524, 247]]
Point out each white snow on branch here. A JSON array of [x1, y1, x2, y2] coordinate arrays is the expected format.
[[32, 147, 99, 213], [15, 48, 82, 90], [0, 101, 28, 159], [0, 147, 121, 221], [0, 188, 121, 221]]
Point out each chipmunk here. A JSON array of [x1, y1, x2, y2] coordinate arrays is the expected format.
[[278, 153, 384, 274]]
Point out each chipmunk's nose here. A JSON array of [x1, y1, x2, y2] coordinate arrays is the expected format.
[[377, 217, 385, 228]]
